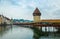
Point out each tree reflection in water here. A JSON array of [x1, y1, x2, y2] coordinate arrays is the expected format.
[[32, 26, 48, 39], [33, 27, 42, 39]]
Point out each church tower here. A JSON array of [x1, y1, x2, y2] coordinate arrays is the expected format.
[[33, 8, 41, 22]]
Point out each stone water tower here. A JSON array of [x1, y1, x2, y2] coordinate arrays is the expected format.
[[33, 8, 41, 22]]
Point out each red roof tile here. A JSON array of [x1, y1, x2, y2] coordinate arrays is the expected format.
[[33, 8, 41, 16]]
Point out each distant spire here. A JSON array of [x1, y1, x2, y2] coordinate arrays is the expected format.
[[33, 8, 41, 16]]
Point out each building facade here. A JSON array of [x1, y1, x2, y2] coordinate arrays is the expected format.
[[0, 15, 12, 24]]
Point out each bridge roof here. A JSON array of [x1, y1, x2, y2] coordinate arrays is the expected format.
[[41, 19, 60, 23]]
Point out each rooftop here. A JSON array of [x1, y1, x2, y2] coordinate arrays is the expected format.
[[33, 8, 41, 16]]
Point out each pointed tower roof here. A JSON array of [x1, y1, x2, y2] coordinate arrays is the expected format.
[[33, 8, 41, 16], [33, 8, 40, 13]]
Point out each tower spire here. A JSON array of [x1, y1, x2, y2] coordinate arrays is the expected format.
[[33, 8, 41, 16]]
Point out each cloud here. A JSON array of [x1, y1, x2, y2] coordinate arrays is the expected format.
[[40, 0, 60, 19], [0, 0, 60, 20]]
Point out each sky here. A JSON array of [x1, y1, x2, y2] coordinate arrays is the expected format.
[[0, 0, 60, 20]]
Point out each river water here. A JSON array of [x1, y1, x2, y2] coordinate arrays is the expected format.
[[0, 25, 60, 39]]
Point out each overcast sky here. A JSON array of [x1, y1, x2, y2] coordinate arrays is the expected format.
[[0, 0, 60, 20]]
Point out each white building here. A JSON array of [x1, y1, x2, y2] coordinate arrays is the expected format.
[[0, 15, 12, 24]]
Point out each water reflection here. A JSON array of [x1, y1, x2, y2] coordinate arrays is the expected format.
[[32, 27, 49, 39], [0, 25, 12, 37], [0, 25, 60, 39], [0, 25, 33, 39], [32, 27, 42, 39], [32, 26, 60, 39]]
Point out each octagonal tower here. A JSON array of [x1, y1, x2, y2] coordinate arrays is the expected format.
[[33, 8, 41, 22]]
